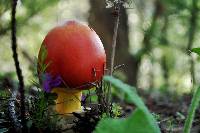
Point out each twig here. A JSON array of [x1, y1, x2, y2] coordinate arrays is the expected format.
[[109, 3, 121, 77], [187, 0, 198, 86], [113, 64, 125, 72], [96, 81, 107, 113], [157, 117, 172, 124], [11, 0, 26, 131], [107, 1, 122, 111]]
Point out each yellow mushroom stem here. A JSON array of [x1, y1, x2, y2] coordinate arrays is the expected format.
[[51, 88, 82, 114]]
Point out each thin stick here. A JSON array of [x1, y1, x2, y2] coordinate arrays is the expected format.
[[110, 11, 120, 76], [187, 0, 198, 88], [107, 2, 121, 108], [11, 0, 26, 130]]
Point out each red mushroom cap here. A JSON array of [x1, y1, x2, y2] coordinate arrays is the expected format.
[[38, 20, 106, 90]]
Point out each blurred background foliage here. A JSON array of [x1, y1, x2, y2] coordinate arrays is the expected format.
[[0, 0, 200, 95]]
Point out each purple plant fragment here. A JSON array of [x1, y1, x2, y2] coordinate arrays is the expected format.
[[42, 73, 62, 92]]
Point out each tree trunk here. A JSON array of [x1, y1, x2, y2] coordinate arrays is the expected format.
[[88, 0, 139, 86]]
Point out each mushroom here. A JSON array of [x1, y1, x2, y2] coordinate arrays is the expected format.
[[38, 20, 106, 114]]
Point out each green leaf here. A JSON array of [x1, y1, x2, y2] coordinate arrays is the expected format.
[[95, 109, 159, 133], [40, 44, 47, 63], [94, 76, 160, 133], [38, 44, 51, 73], [191, 48, 200, 56], [103, 76, 148, 113], [183, 87, 200, 133]]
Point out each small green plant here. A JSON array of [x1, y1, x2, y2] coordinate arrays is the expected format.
[[28, 60, 60, 131], [176, 112, 185, 120], [28, 90, 59, 131], [111, 103, 122, 118], [152, 113, 161, 121], [166, 117, 175, 132]]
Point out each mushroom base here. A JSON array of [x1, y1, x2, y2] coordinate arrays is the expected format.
[[51, 88, 82, 114]]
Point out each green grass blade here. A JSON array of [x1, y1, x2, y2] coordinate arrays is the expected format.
[[183, 86, 200, 133]]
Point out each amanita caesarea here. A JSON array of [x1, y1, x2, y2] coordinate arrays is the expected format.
[[38, 20, 106, 114]]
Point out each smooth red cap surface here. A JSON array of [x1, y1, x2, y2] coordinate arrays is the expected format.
[[38, 21, 106, 90]]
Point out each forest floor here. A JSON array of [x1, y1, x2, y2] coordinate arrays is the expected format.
[[72, 90, 200, 133], [0, 77, 199, 133], [141, 91, 200, 133]]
